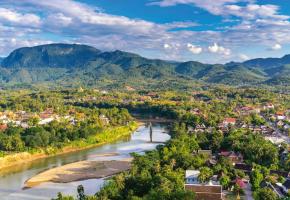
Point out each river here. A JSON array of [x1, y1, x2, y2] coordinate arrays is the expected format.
[[0, 123, 170, 200]]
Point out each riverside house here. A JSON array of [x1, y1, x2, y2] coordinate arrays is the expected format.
[[185, 170, 223, 200]]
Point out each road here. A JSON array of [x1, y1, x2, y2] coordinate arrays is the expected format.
[[244, 183, 254, 200]]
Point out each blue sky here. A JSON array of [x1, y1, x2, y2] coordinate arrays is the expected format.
[[0, 0, 290, 63]]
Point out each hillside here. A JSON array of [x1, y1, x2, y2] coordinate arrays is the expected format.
[[0, 43, 289, 88], [1, 44, 101, 69]]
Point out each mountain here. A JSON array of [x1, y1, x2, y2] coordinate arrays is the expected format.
[[0, 43, 289, 88], [1, 43, 101, 69], [243, 55, 290, 69]]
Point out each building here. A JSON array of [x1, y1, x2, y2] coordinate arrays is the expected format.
[[196, 150, 212, 158], [237, 106, 260, 115], [234, 163, 253, 173], [0, 124, 8, 131], [99, 114, 110, 125], [222, 118, 236, 127], [282, 179, 290, 194], [263, 103, 275, 110], [260, 181, 284, 198], [185, 170, 223, 200], [275, 111, 286, 120], [219, 151, 243, 165]]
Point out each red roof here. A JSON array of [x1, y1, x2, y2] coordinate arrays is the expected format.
[[240, 106, 253, 111], [276, 111, 284, 116], [235, 178, 246, 188], [219, 151, 231, 157], [223, 118, 236, 123], [0, 124, 8, 131], [219, 151, 241, 158]]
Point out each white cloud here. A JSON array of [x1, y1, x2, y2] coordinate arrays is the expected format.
[[149, 0, 244, 15], [271, 43, 282, 50], [46, 13, 73, 27], [164, 43, 171, 49], [187, 43, 202, 54], [239, 53, 250, 61], [208, 43, 231, 56], [150, 0, 289, 21], [0, 8, 41, 27]]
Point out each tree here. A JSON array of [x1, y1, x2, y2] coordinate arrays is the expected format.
[[211, 130, 223, 152], [220, 175, 230, 189], [77, 185, 86, 200], [52, 192, 74, 200], [28, 116, 40, 126], [198, 167, 213, 183], [250, 169, 264, 191], [254, 188, 278, 200]]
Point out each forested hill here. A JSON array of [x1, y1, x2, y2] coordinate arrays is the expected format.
[[0, 43, 289, 87]]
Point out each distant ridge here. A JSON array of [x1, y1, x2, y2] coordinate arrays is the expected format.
[[0, 43, 289, 87]]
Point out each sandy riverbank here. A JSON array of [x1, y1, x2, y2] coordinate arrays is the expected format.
[[24, 159, 132, 188]]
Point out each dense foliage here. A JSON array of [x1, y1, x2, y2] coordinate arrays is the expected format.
[[0, 107, 132, 153]]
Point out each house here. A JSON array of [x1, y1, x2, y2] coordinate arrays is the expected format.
[[147, 92, 159, 98], [238, 106, 260, 115], [270, 170, 289, 178], [277, 120, 284, 127], [219, 151, 243, 165], [260, 181, 284, 198], [190, 108, 202, 115], [281, 179, 290, 194], [0, 112, 7, 120], [276, 112, 286, 120], [185, 170, 223, 200], [0, 124, 8, 131], [99, 114, 110, 125], [234, 163, 253, 173], [185, 170, 200, 184], [39, 117, 54, 125], [222, 118, 236, 127], [284, 124, 290, 130], [265, 136, 287, 144], [194, 124, 207, 132], [263, 103, 275, 110], [101, 90, 108, 94], [125, 86, 135, 91], [196, 150, 212, 158]]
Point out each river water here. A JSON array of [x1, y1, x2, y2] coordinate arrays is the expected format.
[[0, 123, 170, 200]]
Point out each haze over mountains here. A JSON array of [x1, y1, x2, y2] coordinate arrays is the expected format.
[[0, 43, 289, 87]]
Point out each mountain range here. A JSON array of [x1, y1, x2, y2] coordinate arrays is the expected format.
[[0, 43, 289, 88]]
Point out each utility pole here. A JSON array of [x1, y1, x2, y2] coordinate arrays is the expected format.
[[149, 122, 153, 143]]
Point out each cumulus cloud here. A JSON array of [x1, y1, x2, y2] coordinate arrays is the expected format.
[[164, 43, 171, 49], [150, 0, 289, 21], [0, 7, 41, 27], [239, 54, 250, 61], [270, 43, 282, 50], [208, 43, 231, 56], [187, 43, 202, 54], [149, 0, 244, 15]]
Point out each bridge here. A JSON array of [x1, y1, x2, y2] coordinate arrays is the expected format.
[[147, 122, 166, 144]]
